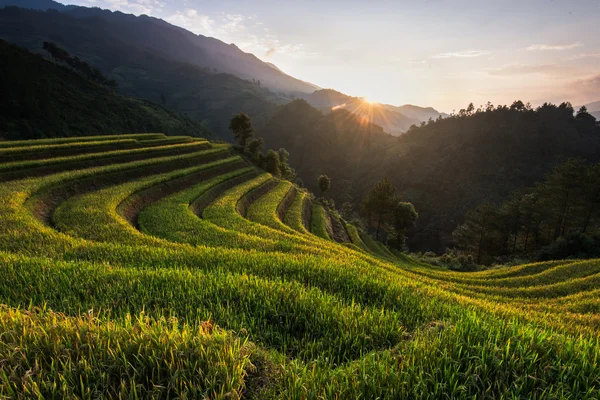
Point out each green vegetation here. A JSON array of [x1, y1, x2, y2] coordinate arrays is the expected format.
[[0, 40, 209, 140], [454, 158, 600, 264], [258, 99, 600, 253], [0, 135, 599, 398], [0, 6, 291, 139]]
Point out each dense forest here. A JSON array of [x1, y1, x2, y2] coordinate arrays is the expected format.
[[259, 99, 600, 253], [455, 157, 600, 264], [0, 40, 208, 139]]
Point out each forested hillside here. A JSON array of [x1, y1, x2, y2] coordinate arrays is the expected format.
[[0, 40, 207, 140], [0, 6, 287, 138], [259, 100, 600, 252], [0, 0, 316, 94]]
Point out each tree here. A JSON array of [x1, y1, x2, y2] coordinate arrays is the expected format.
[[391, 201, 418, 249], [453, 203, 498, 264], [361, 177, 398, 240], [538, 158, 587, 239], [247, 137, 264, 161], [265, 150, 280, 176], [581, 164, 600, 234], [341, 202, 354, 220], [277, 148, 295, 180], [229, 113, 254, 150], [317, 174, 331, 196]]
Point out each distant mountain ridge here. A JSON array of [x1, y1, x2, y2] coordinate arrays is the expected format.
[[0, 0, 318, 95], [302, 89, 446, 135], [0, 5, 293, 138], [585, 100, 600, 120]]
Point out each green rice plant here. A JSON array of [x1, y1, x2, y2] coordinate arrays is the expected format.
[[0, 138, 139, 157], [360, 231, 389, 258], [284, 189, 309, 234], [53, 155, 243, 246], [0, 133, 165, 149], [138, 169, 288, 251], [0, 140, 213, 176], [1, 136, 600, 398], [0, 305, 253, 399], [345, 223, 369, 252], [310, 204, 331, 240], [246, 180, 298, 235]]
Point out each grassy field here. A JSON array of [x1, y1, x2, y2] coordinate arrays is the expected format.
[[0, 135, 599, 399]]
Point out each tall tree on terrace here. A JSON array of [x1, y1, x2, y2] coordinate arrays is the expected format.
[[318, 174, 331, 197], [392, 201, 418, 249], [247, 137, 264, 162], [361, 177, 399, 240], [229, 113, 254, 150], [265, 150, 280, 177]]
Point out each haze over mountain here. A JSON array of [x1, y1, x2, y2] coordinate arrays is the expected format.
[[302, 89, 447, 135], [585, 100, 600, 120], [0, 0, 318, 95], [0, 0, 447, 137]]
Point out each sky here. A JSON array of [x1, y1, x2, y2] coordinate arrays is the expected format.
[[71, 0, 600, 112]]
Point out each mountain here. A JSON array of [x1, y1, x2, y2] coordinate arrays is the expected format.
[[0, 0, 318, 95], [259, 100, 600, 252], [0, 0, 69, 11], [302, 89, 445, 135], [0, 5, 291, 138], [585, 100, 600, 120], [0, 40, 208, 140], [392, 104, 449, 122]]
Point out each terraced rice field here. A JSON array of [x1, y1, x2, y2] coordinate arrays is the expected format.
[[0, 134, 598, 399]]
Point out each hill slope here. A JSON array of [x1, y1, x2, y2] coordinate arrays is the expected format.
[[259, 100, 600, 251], [0, 135, 598, 398], [0, 40, 208, 140], [0, 6, 289, 139], [0, 0, 318, 94]]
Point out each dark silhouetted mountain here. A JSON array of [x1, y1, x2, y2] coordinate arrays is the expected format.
[[0, 0, 317, 94], [259, 99, 600, 252], [0, 0, 68, 10], [0, 40, 209, 140], [0, 5, 290, 138]]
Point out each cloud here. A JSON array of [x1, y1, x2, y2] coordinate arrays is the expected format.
[[431, 50, 491, 59], [165, 9, 319, 60], [102, 0, 165, 14], [103, 0, 165, 15], [486, 63, 576, 78], [566, 52, 600, 60], [572, 74, 600, 93], [526, 42, 582, 51]]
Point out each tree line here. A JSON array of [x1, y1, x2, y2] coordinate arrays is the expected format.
[[42, 41, 118, 90], [230, 112, 418, 250], [454, 157, 600, 264], [229, 113, 295, 180]]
